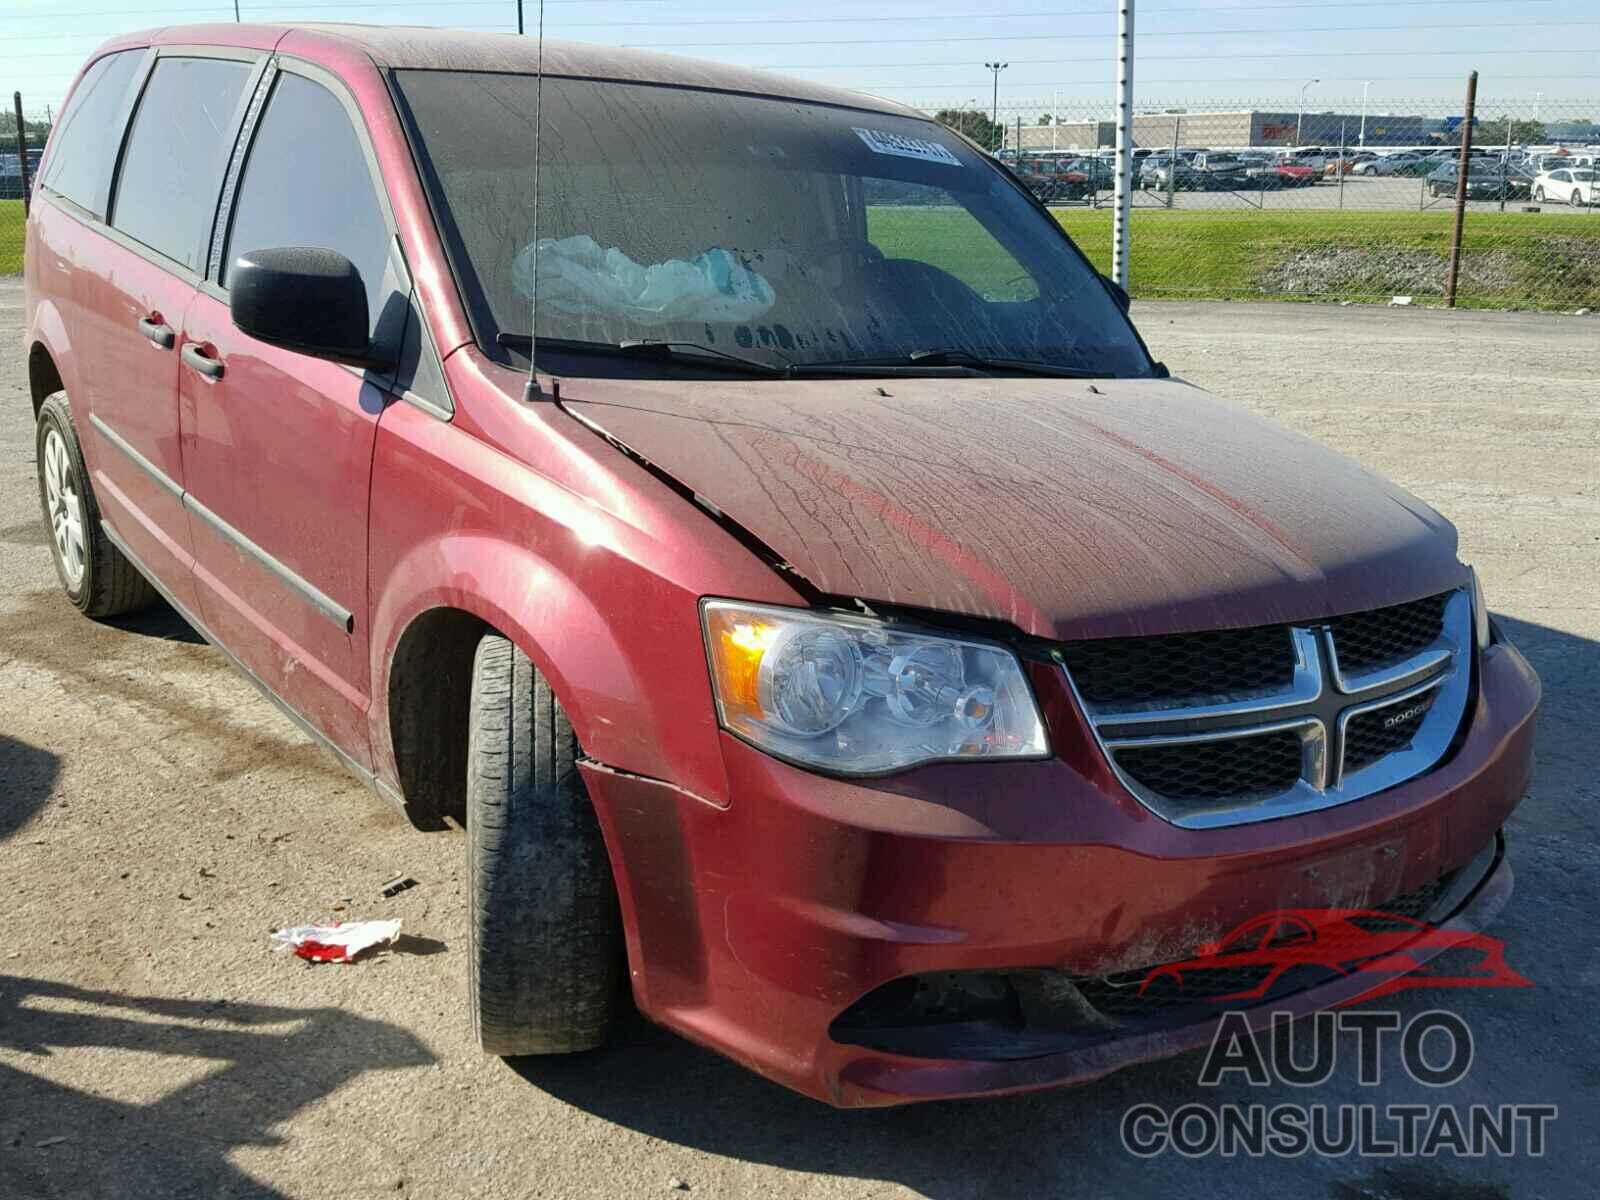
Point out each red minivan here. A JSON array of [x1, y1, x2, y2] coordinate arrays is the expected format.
[[23, 25, 1539, 1107]]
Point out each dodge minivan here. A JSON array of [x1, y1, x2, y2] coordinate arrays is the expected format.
[[22, 25, 1539, 1106]]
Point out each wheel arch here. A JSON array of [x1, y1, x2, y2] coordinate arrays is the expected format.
[[371, 533, 676, 830], [27, 301, 76, 420]]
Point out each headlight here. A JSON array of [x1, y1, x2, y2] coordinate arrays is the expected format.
[[701, 601, 1049, 774], [1468, 566, 1492, 649]]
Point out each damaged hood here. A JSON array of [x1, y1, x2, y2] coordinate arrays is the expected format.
[[563, 375, 1463, 639]]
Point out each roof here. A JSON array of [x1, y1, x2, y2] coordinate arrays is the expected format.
[[104, 24, 921, 121]]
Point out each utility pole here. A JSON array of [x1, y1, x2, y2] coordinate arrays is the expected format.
[[1359, 80, 1372, 147], [517, 0, 524, 34], [1445, 70, 1478, 308], [1111, 0, 1134, 289], [985, 62, 1008, 152], [232, 0, 239, 19], [1296, 78, 1319, 147]]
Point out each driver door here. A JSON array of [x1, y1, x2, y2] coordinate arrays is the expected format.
[[179, 63, 407, 763]]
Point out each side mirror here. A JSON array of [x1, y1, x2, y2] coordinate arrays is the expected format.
[[1101, 274, 1131, 311], [1197, 940, 1222, 957], [230, 247, 393, 369]]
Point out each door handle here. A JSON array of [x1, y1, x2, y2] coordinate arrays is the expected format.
[[137, 316, 175, 349], [181, 343, 225, 381]]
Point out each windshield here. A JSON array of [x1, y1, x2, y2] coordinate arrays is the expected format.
[[393, 71, 1151, 378]]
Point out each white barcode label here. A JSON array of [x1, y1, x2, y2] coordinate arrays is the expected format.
[[853, 127, 962, 167]]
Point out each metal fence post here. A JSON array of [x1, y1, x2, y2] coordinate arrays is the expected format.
[[1166, 117, 1179, 210], [12, 91, 30, 218], [1338, 119, 1347, 209], [1110, 0, 1135, 289], [1445, 70, 1479, 308]]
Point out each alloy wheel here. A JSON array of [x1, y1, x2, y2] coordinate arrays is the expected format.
[[43, 427, 85, 589]]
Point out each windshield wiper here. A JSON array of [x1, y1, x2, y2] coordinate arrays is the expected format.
[[496, 334, 787, 377], [789, 349, 1106, 378]]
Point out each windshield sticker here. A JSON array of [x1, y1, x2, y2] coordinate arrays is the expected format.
[[853, 127, 961, 167]]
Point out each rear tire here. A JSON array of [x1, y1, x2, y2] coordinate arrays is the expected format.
[[35, 392, 157, 619], [467, 632, 624, 1056]]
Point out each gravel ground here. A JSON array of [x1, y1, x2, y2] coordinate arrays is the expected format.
[[2, 279, 1597, 1199]]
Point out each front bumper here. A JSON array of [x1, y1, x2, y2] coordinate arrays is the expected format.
[[581, 639, 1539, 1106]]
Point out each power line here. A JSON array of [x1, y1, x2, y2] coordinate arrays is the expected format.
[[768, 46, 1600, 71], [630, 19, 1600, 49]]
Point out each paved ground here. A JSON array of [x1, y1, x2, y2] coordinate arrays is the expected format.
[[2, 278, 1597, 1199]]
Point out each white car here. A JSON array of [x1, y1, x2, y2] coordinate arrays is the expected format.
[[1532, 167, 1597, 206]]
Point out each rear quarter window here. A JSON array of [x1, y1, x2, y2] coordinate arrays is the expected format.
[[38, 50, 144, 217], [112, 56, 254, 271]]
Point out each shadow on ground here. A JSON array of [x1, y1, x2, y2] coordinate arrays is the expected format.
[[0, 978, 433, 1200], [0, 736, 57, 842], [510, 616, 1590, 1199]]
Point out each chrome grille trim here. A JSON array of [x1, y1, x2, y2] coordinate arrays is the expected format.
[[1062, 589, 1472, 829]]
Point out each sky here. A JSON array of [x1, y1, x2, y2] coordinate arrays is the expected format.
[[3, 0, 1596, 120]]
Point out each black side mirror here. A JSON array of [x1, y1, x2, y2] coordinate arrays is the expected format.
[[1102, 274, 1131, 311], [230, 247, 393, 369]]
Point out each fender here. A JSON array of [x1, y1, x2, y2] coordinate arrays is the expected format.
[[370, 532, 655, 775]]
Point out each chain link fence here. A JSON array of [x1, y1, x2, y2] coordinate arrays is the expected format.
[[2, 100, 50, 276], [924, 93, 1600, 310], [4, 79, 1598, 310]]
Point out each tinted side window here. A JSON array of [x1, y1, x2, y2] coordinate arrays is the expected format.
[[39, 51, 143, 217], [113, 57, 253, 270], [223, 73, 391, 338]]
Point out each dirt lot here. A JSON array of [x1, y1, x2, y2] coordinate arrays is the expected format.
[[2, 279, 1597, 1199]]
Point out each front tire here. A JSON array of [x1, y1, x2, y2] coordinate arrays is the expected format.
[[467, 632, 624, 1056], [35, 392, 157, 619]]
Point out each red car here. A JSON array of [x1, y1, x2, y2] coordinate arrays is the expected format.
[[22, 26, 1539, 1106], [1137, 906, 1532, 1004]]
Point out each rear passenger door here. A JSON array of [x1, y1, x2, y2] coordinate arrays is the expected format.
[[66, 50, 259, 618], [178, 61, 411, 765]]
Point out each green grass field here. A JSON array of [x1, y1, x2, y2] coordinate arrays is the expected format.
[[869, 204, 1600, 310], [0, 201, 23, 275]]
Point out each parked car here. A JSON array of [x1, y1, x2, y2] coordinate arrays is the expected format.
[[1008, 156, 1093, 203], [1186, 151, 1252, 190], [1427, 161, 1530, 200], [1532, 167, 1597, 206], [1350, 151, 1419, 176], [0, 149, 42, 200], [1239, 152, 1318, 188], [1277, 146, 1328, 174], [24, 26, 1538, 1108]]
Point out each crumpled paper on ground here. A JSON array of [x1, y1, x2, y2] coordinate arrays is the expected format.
[[271, 919, 402, 963], [513, 234, 776, 326]]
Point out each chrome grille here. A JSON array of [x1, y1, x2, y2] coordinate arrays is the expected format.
[[1061, 590, 1471, 828]]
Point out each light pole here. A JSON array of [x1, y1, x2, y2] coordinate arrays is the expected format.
[[1296, 78, 1319, 147], [985, 62, 1008, 152], [1359, 80, 1372, 147]]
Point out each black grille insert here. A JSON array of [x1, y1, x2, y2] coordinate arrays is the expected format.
[[1115, 730, 1303, 803], [1329, 592, 1449, 674], [1344, 692, 1435, 773], [1059, 624, 1294, 706]]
